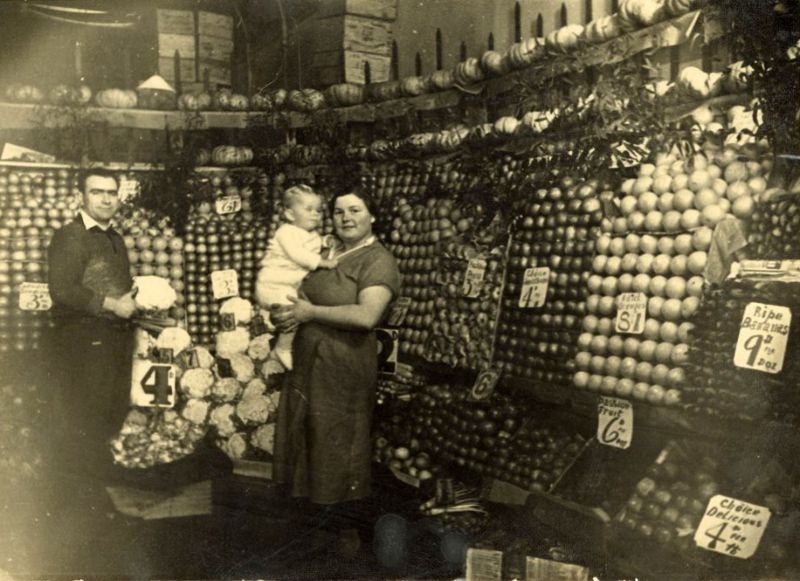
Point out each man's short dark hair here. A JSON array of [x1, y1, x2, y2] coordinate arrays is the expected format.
[[79, 168, 119, 192]]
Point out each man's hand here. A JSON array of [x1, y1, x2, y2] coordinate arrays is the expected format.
[[319, 257, 339, 269], [103, 290, 137, 319]]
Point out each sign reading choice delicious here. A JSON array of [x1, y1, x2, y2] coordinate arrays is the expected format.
[[597, 396, 633, 449], [463, 258, 487, 298], [615, 292, 647, 334], [518, 267, 550, 308], [734, 302, 791, 374], [210, 269, 239, 299], [694, 495, 771, 559]]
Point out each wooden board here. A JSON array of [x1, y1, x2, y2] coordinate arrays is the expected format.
[[198, 36, 234, 62], [156, 9, 195, 35], [159, 56, 197, 83], [198, 11, 233, 39], [308, 15, 393, 56], [158, 33, 196, 59], [315, 0, 397, 21]]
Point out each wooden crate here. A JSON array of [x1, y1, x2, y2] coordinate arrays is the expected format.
[[309, 50, 391, 86], [305, 15, 393, 56], [315, 0, 397, 21]]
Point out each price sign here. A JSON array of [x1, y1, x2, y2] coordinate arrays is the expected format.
[[526, 557, 589, 581], [386, 297, 412, 327], [215, 194, 242, 215], [463, 258, 487, 298], [597, 396, 633, 449], [734, 302, 791, 374], [465, 548, 503, 581], [518, 267, 550, 308], [130, 359, 177, 408], [210, 269, 239, 299], [468, 367, 501, 402], [152, 347, 174, 364], [694, 495, 771, 559], [117, 177, 140, 203], [18, 282, 52, 311], [184, 348, 202, 369], [615, 292, 647, 334], [376, 328, 399, 375], [219, 312, 237, 331]]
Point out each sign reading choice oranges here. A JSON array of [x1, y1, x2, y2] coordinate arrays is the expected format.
[[519, 267, 550, 308], [734, 302, 791, 374], [615, 292, 647, 334]]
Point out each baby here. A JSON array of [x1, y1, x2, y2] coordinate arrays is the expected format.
[[256, 184, 338, 369]]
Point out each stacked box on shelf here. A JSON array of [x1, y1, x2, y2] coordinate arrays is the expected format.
[[495, 173, 604, 386], [0, 166, 79, 352]]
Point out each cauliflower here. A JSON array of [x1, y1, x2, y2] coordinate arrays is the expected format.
[[133, 275, 177, 311], [156, 327, 192, 355], [243, 377, 267, 398], [209, 403, 237, 438], [229, 353, 255, 383], [181, 399, 209, 425], [261, 357, 286, 377], [220, 297, 253, 324], [118, 409, 150, 435], [133, 327, 157, 358], [180, 368, 214, 399], [266, 391, 280, 414], [247, 334, 273, 360], [251, 423, 276, 454], [216, 328, 250, 357], [212, 377, 242, 402], [181, 346, 215, 369], [221, 432, 248, 459], [236, 394, 271, 425]]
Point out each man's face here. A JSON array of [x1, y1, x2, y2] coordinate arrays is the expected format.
[[82, 175, 119, 225]]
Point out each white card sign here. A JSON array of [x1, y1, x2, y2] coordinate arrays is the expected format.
[[734, 302, 791, 374], [615, 292, 647, 335], [210, 269, 239, 299], [130, 359, 177, 408], [468, 367, 501, 402], [463, 259, 487, 298], [18, 282, 52, 311], [465, 548, 503, 581], [526, 556, 589, 581], [215, 195, 242, 215], [519, 267, 550, 308], [694, 495, 771, 559], [597, 396, 633, 449]]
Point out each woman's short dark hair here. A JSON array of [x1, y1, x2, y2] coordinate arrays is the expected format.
[[329, 182, 377, 217], [79, 168, 119, 192]]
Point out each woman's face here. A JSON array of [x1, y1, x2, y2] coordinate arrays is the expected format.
[[334, 193, 373, 247]]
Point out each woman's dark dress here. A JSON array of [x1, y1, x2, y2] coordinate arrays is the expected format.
[[273, 242, 400, 504]]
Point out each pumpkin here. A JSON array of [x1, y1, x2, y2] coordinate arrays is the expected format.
[[250, 93, 273, 111], [678, 66, 712, 98], [479, 51, 509, 77], [453, 57, 485, 85], [212, 89, 233, 110], [6, 84, 44, 103], [548, 24, 584, 52], [365, 80, 402, 102], [302, 89, 325, 111], [617, 0, 639, 32], [400, 76, 428, 97], [508, 37, 544, 69], [428, 70, 455, 91], [521, 110, 552, 134], [664, 0, 694, 17], [95, 88, 138, 109], [212, 145, 253, 166], [493, 116, 520, 135], [178, 92, 212, 111], [585, 15, 622, 43], [49, 84, 81, 105], [324, 83, 365, 107], [194, 148, 211, 166], [138, 88, 176, 110], [228, 94, 249, 111], [632, 0, 666, 26], [286, 89, 306, 111], [270, 88, 287, 108]]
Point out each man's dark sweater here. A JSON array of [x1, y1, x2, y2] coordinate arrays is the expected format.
[[48, 215, 132, 320]]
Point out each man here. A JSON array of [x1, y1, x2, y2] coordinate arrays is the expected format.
[[46, 168, 137, 512]]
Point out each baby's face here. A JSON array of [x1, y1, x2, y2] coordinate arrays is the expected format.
[[287, 192, 323, 231]]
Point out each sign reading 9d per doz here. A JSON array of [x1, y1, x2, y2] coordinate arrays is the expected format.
[[734, 302, 791, 374], [694, 495, 771, 559]]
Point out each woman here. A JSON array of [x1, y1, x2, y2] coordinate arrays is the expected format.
[[271, 185, 401, 556]]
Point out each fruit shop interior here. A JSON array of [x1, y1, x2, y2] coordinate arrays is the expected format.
[[1, 0, 800, 580]]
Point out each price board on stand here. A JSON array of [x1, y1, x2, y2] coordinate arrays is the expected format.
[[615, 292, 647, 334], [18, 282, 52, 311], [210, 269, 239, 299], [215, 195, 242, 215], [597, 396, 633, 449], [694, 495, 771, 559], [734, 302, 791, 374], [518, 267, 550, 308], [465, 548, 503, 581], [130, 359, 177, 408], [463, 259, 487, 298], [468, 367, 501, 402]]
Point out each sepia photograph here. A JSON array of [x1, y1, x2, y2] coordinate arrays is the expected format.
[[0, 0, 798, 579]]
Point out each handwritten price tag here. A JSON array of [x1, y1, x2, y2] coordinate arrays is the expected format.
[[518, 267, 550, 308], [215, 194, 242, 215], [694, 495, 771, 559], [463, 258, 487, 298], [466, 548, 503, 581], [117, 177, 140, 203], [597, 396, 633, 449], [386, 297, 412, 326], [210, 269, 239, 299], [734, 302, 791, 374], [615, 292, 647, 335], [18, 282, 52, 311], [130, 360, 176, 408], [469, 367, 501, 402]]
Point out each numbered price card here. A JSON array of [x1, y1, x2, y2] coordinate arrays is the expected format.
[[215, 194, 242, 215], [468, 367, 501, 402], [526, 556, 589, 581], [462, 258, 487, 298], [18, 282, 52, 311], [518, 267, 550, 308], [694, 495, 771, 559], [130, 359, 177, 408], [465, 548, 503, 581], [210, 269, 239, 300], [597, 396, 633, 449], [615, 292, 647, 334], [386, 297, 412, 327], [734, 302, 791, 374]]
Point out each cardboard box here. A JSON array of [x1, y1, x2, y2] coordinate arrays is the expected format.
[[316, 0, 397, 21], [308, 15, 392, 56]]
